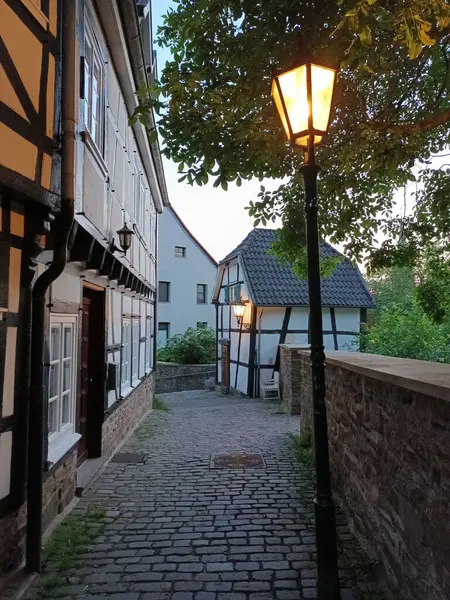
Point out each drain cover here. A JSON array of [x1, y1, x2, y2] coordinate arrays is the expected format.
[[111, 452, 145, 464], [211, 452, 266, 469]]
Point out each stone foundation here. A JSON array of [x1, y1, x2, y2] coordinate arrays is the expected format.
[[0, 372, 154, 576], [0, 450, 77, 575], [155, 362, 215, 394], [102, 373, 154, 457], [280, 349, 450, 600]]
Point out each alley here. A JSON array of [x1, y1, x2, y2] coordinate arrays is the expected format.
[[38, 391, 355, 600]]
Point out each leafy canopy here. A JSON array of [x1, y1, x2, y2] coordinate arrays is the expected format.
[[135, 0, 450, 270]]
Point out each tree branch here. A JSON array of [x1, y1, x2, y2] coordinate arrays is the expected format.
[[369, 109, 450, 135]]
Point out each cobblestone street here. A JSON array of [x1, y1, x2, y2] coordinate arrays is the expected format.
[[39, 391, 358, 600]]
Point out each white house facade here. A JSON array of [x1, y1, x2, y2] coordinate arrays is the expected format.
[[157, 205, 218, 346], [212, 229, 375, 397]]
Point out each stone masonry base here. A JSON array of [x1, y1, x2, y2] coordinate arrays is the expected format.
[[0, 372, 154, 576]]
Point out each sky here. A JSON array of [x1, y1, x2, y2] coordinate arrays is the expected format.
[[151, 0, 281, 263], [151, 1, 449, 267]]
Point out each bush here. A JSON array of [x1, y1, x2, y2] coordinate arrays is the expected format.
[[157, 326, 215, 364]]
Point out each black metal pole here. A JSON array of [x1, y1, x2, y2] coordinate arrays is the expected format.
[[300, 156, 341, 600]]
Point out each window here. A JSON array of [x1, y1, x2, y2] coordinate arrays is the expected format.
[[145, 317, 152, 370], [158, 322, 169, 347], [48, 315, 78, 461], [158, 281, 170, 303], [175, 246, 186, 258], [224, 284, 241, 303], [122, 319, 132, 388], [84, 16, 104, 151], [197, 322, 208, 328], [197, 284, 207, 304], [132, 318, 139, 383]]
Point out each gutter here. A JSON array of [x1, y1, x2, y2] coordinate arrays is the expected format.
[[26, 0, 76, 572], [118, 0, 169, 209]]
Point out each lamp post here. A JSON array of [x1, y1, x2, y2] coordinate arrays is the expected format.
[[272, 61, 341, 600]]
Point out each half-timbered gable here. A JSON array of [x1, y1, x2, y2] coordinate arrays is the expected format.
[[213, 229, 375, 397]]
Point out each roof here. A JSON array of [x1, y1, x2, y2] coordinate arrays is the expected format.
[[220, 229, 375, 308], [168, 205, 218, 267]]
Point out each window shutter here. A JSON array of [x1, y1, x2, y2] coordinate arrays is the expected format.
[[224, 287, 229, 303], [234, 284, 241, 301]]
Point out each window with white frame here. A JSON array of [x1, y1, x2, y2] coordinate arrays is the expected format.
[[48, 315, 77, 457], [132, 318, 139, 383], [122, 319, 132, 389], [145, 316, 152, 371], [84, 14, 105, 151]]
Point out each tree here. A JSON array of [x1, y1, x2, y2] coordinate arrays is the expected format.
[[135, 0, 450, 269], [359, 266, 450, 361]]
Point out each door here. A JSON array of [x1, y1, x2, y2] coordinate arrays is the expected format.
[[220, 340, 230, 389], [78, 286, 105, 465], [78, 298, 91, 464]]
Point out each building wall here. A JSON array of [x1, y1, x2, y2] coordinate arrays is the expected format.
[[157, 207, 217, 342], [216, 258, 362, 396], [286, 350, 450, 600]]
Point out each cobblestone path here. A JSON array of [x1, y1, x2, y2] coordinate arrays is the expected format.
[[42, 390, 357, 600]]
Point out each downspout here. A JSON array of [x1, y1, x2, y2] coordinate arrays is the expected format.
[[26, 0, 76, 573], [257, 309, 263, 397], [152, 213, 158, 371]]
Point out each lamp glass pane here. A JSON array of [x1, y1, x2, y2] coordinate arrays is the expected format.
[[295, 135, 323, 147], [277, 65, 308, 138], [233, 304, 245, 318], [310, 64, 336, 133], [271, 79, 290, 140]]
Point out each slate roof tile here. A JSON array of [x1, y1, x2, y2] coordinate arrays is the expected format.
[[221, 229, 375, 308]]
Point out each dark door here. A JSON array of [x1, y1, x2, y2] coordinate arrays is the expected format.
[[221, 340, 230, 388], [78, 287, 105, 465], [78, 297, 91, 464]]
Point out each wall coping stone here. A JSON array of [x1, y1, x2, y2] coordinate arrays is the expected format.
[[285, 347, 450, 402]]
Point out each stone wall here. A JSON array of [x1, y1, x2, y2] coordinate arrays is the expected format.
[[0, 373, 154, 576], [0, 449, 77, 575], [155, 362, 215, 394], [279, 345, 309, 417], [102, 372, 154, 458], [281, 349, 450, 600]]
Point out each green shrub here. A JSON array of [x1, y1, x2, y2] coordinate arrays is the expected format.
[[157, 326, 215, 364]]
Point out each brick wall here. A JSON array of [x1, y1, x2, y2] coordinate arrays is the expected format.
[[282, 349, 450, 600], [155, 362, 215, 394], [0, 450, 77, 574], [102, 372, 154, 458]]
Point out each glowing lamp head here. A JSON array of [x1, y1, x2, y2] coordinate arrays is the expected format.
[[233, 303, 246, 321], [271, 61, 337, 149]]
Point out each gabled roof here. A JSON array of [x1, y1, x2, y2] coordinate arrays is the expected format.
[[167, 205, 218, 267], [220, 228, 375, 308]]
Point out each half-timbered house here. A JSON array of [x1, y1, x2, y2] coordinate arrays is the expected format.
[[0, 0, 168, 575], [212, 229, 375, 396]]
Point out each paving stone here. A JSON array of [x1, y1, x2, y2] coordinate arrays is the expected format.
[[30, 390, 366, 600]]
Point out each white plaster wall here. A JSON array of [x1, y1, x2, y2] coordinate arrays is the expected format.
[[335, 308, 360, 333], [157, 207, 217, 338]]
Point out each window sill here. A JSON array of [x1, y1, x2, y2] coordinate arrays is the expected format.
[[48, 432, 81, 466], [81, 130, 109, 178], [121, 384, 134, 399], [132, 378, 141, 388]]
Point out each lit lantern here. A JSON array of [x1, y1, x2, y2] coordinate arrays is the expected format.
[[271, 62, 337, 149]]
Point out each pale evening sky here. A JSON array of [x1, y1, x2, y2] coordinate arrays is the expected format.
[[151, 1, 447, 267], [151, 0, 281, 263]]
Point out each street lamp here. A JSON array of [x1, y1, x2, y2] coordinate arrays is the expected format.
[[272, 61, 341, 600]]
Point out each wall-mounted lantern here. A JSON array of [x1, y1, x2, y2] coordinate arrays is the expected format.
[[233, 302, 250, 330], [111, 223, 134, 254]]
